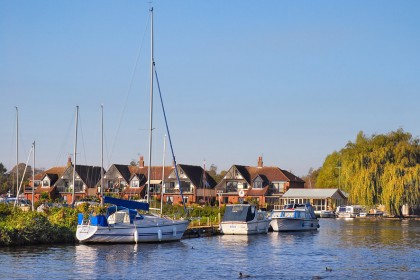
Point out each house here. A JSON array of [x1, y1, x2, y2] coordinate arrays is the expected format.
[[104, 157, 216, 206], [25, 166, 67, 203], [280, 188, 348, 214], [215, 157, 305, 208], [54, 158, 104, 204], [163, 164, 217, 205], [104, 157, 174, 201]]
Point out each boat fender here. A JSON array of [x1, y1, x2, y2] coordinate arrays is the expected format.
[[172, 226, 177, 237], [311, 223, 313, 227], [317, 224, 320, 228], [134, 230, 138, 244], [158, 229, 162, 241]]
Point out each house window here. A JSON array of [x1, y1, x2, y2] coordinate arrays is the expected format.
[[272, 182, 285, 193], [131, 180, 139, 188], [180, 181, 191, 193], [42, 179, 50, 188], [226, 181, 238, 192], [254, 181, 262, 189], [183, 197, 188, 204], [166, 196, 173, 204], [243, 183, 248, 189]]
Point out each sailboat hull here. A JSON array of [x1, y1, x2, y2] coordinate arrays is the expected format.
[[76, 216, 190, 243]]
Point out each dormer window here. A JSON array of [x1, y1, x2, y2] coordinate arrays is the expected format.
[[253, 176, 263, 189], [254, 181, 262, 189], [131, 179, 139, 188], [42, 179, 50, 188]]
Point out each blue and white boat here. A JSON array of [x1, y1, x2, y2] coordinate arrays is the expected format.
[[76, 196, 189, 243], [270, 203, 319, 232]]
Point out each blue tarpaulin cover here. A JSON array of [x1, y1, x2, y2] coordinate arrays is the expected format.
[[103, 196, 149, 211]]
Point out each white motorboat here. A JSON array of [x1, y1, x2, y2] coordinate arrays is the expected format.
[[270, 203, 319, 232], [335, 205, 364, 218], [320, 210, 336, 218], [220, 204, 271, 235], [76, 196, 189, 243]]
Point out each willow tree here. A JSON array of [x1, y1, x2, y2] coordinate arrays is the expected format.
[[316, 129, 420, 215]]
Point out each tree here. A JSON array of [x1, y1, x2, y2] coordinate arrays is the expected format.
[[0, 163, 9, 194], [317, 129, 420, 216], [302, 167, 321, 188]]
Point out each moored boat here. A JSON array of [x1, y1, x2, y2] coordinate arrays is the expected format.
[[76, 196, 189, 243], [320, 210, 336, 218], [270, 203, 319, 232], [220, 204, 271, 235], [335, 205, 364, 218]]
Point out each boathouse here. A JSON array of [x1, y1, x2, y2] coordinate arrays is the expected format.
[[280, 188, 348, 214]]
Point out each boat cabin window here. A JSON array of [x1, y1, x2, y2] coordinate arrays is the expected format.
[[108, 211, 130, 224], [223, 205, 256, 222]]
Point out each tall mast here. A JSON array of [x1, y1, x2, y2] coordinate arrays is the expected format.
[[146, 7, 154, 204], [100, 105, 104, 206], [32, 141, 35, 211], [15, 106, 18, 197], [71, 106, 79, 206]]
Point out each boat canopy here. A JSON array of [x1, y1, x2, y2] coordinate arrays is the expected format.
[[103, 196, 149, 211], [222, 204, 255, 222]]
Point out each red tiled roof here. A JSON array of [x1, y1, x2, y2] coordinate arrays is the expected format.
[[35, 186, 57, 194], [123, 186, 145, 195], [246, 186, 269, 196], [128, 166, 174, 181]]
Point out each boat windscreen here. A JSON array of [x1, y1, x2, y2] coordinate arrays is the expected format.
[[222, 205, 255, 222]]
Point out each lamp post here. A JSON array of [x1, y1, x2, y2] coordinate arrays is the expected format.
[[335, 166, 341, 189]]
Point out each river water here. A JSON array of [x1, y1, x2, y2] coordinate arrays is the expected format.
[[0, 218, 419, 280]]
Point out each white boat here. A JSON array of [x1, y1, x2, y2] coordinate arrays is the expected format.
[[335, 205, 364, 218], [220, 204, 271, 235], [320, 210, 336, 218], [270, 203, 319, 232], [76, 196, 189, 243]]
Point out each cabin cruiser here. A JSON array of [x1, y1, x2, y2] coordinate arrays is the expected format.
[[220, 204, 271, 235], [270, 203, 319, 232], [335, 205, 364, 218]]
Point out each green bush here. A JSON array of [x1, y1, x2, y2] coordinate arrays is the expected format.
[[0, 206, 78, 246]]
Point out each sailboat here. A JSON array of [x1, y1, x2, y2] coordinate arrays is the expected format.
[[76, 8, 190, 243]]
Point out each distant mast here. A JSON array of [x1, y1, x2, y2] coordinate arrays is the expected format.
[[146, 7, 154, 204], [100, 105, 104, 206], [71, 106, 79, 206], [15, 106, 18, 197], [32, 141, 35, 211]]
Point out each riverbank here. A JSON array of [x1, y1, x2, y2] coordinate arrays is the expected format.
[[0, 204, 78, 246], [1, 202, 418, 246]]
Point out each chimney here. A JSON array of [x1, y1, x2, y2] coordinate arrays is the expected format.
[[258, 156, 263, 168], [139, 156, 144, 168], [67, 156, 72, 167]]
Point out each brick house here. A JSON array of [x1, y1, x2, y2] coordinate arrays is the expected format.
[[25, 166, 67, 203], [163, 164, 217, 205], [215, 157, 305, 209], [54, 159, 104, 204]]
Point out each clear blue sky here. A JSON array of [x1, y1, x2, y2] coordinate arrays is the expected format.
[[1, 0, 419, 177]]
